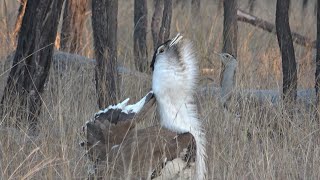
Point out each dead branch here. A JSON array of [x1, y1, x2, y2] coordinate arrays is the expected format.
[[237, 9, 316, 48]]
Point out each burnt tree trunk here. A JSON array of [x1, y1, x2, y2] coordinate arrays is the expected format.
[[0, 0, 64, 133], [134, 0, 148, 72], [157, 0, 172, 46], [276, 0, 297, 103], [151, 0, 163, 50], [60, 0, 89, 54], [315, 0, 320, 119], [223, 0, 238, 57], [92, 0, 118, 109]]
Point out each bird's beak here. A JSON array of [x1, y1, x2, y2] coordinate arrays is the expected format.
[[169, 33, 183, 47]]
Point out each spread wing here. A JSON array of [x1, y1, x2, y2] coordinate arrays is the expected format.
[[80, 91, 196, 179]]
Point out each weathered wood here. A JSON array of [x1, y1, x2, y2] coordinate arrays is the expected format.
[[151, 0, 163, 50], [92, 0, 119, 109], [0, 0, 64, 134], [134, 0, 148, 72], [223, 0, 238, 57], [237, 9, 316, 48], [276, 0, 297, 103], [60, 0, 89, 53], [157, 0, 172, 46]]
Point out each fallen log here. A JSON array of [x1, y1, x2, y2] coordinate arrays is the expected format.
[[201, 84, 316, 107], [237, 9, 316, 48], [2, 51, 315, 105], [2, 51, 150, 80]]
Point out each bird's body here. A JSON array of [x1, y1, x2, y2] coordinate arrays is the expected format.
[[218, 53, 238, 110], [151, 34, 207, 180]]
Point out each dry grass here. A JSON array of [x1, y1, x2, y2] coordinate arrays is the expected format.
[[0, 0, 319, 179]]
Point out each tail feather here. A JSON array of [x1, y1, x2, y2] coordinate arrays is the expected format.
[[190, 129, 207, 180]]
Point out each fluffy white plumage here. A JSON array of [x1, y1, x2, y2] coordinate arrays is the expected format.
[[151, 34, 207, 180]]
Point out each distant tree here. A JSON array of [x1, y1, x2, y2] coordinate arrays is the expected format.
[[13, 0, 27, 39], [0, 0, 64, 134], [275, 0, 297, 103], [191, 0, 200, 18], [222, 0, 238, 57], [157, 0, 172, 46], [217, 0, 223, 13], [315, 0, 320, 119], [151, 0, 163, 50], [92, 0, 118, 109], [303, 0, 308, 10], [316, 1, 318, 16], [60, 0, 89, 54], [134, 0, 148, 72], [248, 0, 256, 13]]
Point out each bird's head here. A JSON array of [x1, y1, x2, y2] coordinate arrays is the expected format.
[[151, 33, 198, 95], [151, 34, 193, 71], [218, 53, 238, 67]]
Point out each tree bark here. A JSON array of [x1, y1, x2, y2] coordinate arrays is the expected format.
[[134, 0, 148, 72], [151, 0, 163, 50], [60, 0, 89, 54], [315, 0, 320, 119], [276, 0, 297, 103], [157, 0, 172, 46], [92, 0, 118, 109], [222, 0, 238, 58], [0, 0, 64, 134]]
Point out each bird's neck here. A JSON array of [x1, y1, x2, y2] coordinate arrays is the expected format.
[[220, 64, 237, 102]]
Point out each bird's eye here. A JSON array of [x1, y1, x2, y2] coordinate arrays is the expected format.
[[159, 48, 164, 53], [225, 54, 230, 58]]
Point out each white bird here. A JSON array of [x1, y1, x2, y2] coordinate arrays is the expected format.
[[151, 34, 207, 180]]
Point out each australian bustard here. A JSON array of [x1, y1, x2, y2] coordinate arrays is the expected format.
[[81, 93, 196, 179], [151, 34, 207, 179], [214, 52, 239, 113]]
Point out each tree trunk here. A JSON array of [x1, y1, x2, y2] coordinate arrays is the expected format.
[[151, 0, 163, 50], [276, 0, 297, 103], [222, 0, 238, 58], [0, 0, 64, 134], [315, 0, 320, 120], [92, 0, 118, 109], [60, 0, 89, 54], [157, 0, 172, 46], [134, 0, 148, 72]]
